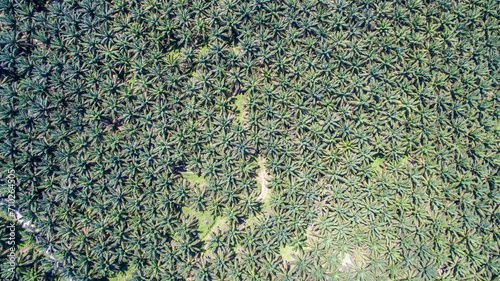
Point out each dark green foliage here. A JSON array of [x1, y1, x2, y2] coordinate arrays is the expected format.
[[0, 0, 500, 280]]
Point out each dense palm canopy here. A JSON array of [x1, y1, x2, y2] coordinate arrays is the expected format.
[[0, 0, 500, 280]]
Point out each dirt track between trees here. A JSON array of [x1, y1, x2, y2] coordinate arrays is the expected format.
[[256, 155, 269, 202]]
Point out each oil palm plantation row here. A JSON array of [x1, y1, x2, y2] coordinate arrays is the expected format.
[[1, 0, 499, 280]]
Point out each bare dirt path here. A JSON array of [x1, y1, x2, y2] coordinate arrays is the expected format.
[[256, 154, 269, 202]]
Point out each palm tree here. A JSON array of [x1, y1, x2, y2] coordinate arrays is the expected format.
[[226, 263, 244, 281], [192, 256, 213, 281], [172, 235, 201, 260], [207, 195, 224, 217], [237, 191, 259, 217], [276, 262, 295, 281]]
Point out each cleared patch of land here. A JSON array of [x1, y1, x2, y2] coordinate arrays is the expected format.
[[180, 172, 223, 240], [182, 206, 222, 240], [279, 244, 297, 262], [371, 157, 384, 172], [233, 94, 247, 123], [256, 154, 269, 202], [180, 171, 207, 185]]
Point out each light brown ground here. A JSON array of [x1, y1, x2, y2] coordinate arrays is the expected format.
[[256, 154, 269, 202]]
